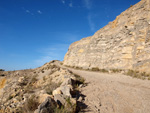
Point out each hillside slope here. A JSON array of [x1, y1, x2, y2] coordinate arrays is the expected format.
[[64, 0, 150, 73], [0, 61, 83, 113]]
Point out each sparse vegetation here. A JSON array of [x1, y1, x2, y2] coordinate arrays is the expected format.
[[99, 69, 109, 73], [0, 69, 5, 71], [45, 80, 61, 95], [125, 69, 150, 80], [60, 62, 63, 65], [74, 73, 85, 85], [30, 75, 38, 84], [91, 67, 99, 71], [110, 69, 122, 73], [54, 97, 76, 113], [24, 95, 39, 112], [75, 66, 83, 70], [130, 5, 133, 8], [91, 67, 109, 73], [7, 95, 13, 101]]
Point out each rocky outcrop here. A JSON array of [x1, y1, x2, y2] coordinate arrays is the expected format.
[[0, 61, 80, 113], [64, 0, 150, 73]]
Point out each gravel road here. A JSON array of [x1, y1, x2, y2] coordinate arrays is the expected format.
[[69, 68, 150, 113]]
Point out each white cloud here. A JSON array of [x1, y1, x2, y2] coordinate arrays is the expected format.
[[24, 9, 34, 15], [69, 2, 73, 7], [34, 56, 53, 66], [62, 0, 65, 4], [83, 0, 92, 9], [37, 10, 42, 14], [26, 10, 30, 13], [87, 13, 95, 31], [61, 0, 73, 8], [34, 44, 69, 66]]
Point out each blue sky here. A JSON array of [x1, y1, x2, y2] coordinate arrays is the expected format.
[[0, 0, 140, 70]]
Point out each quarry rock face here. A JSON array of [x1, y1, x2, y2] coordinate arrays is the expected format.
[[64, 0, 150, 73]]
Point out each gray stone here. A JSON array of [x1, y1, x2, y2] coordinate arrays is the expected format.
[[59, 85, 72, 97], [54, 94, 67, 106], [61, 78, 72, 86], [35, 97, 56, 113]]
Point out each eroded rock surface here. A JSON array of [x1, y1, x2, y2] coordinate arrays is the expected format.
[[64, 0, 150, 73], [0, 61, 78, 113]]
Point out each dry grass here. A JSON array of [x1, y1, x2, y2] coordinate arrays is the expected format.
[[60, 62, 63, 65], [24, 95, 39, 112], [45, 79, 61, 95], [125, 69, 150, 80], [74, 73, 85, 85], [110, 69, 122, 73], [54, 97, 76, 113], [91, 67, 99, 71]]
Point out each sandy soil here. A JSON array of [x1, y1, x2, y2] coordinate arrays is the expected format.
[[66, 67, 150, 113]]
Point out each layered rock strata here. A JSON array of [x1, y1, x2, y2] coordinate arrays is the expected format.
[[64, 0, 150, 73]]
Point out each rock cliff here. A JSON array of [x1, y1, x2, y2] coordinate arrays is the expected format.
[[64, 0, 150, 73]]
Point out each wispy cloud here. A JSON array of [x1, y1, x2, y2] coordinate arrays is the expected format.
[[61, 0, 65, 4], [69, 2, 73, 7], [87, 13, 95, 32], [82, 0, 95, 31], [61, 0, 73, 8], [34, 56, 53, 66], [37, 10, 42, 14], [26, 10, 30, 13], [34, 44, 69, 66], [22, 7, 34, 15], [83, 0, 92, 9]]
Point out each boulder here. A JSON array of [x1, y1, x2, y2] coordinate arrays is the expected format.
[[59, 85, 72, 97], [54, 94, 67, 106], [61, 78, 72, 86], [35, 97, 57, 113], [52, 88, 62, 96], [38, 94, 53, 104]]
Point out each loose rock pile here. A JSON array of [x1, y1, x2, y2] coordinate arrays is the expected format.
[[0, 61, 82, 113]]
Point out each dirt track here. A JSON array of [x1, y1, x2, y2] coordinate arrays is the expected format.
[[68, 68, 150, 113]]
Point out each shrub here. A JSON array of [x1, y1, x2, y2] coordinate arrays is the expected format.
[[74, 73, 85, 86], [110, 69, 122, 73], [99, 69, 109, 73], [125, 70, 150, 80], [91, 67, 99, 71], [0, 69, 5, 71], [75, 66, 83, 70], [24, 95, 39, 112], [54, 98, 76, 113], [7, 95, 13, 101], [126, 70, 136, 76], [30, 75, 38, 84], [130, 5, 133, 8], [45, 82, 61, 95]]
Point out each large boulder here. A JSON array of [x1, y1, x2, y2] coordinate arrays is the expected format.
[[54, 94, 67, 106], [35, 97, 57, 113], [53, 85, 72, 97]]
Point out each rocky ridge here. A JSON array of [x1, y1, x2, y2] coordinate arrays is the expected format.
[[0, 61, 84, 113], [64, 0, 150, 73]]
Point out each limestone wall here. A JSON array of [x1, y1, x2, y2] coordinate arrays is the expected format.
[[64, 0, 150, 73]]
